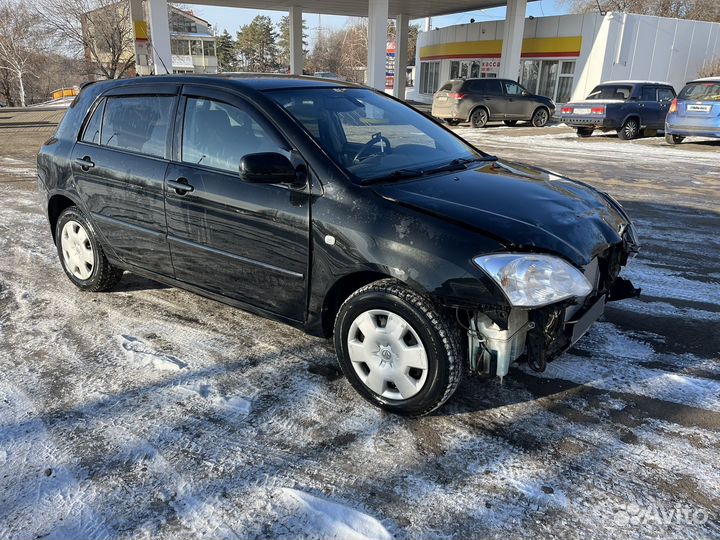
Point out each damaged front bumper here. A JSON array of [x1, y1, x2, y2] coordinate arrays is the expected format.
[[468, 242, 640, 379]]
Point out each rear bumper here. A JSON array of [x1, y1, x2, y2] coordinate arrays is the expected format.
[[561, 116, 615, 129], [665, 122, 720, 138]]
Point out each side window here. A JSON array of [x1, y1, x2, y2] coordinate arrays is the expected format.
[[641, 86, 657, 102], [100, 95, 174, 158], [182, 97, 287, 174], [658, 87, 675, 102], [486, 80, 503, 95], [503, 81, 524, 95], [81, 99, 105, 144]]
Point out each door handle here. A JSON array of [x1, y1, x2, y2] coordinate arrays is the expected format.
[[167, 177, 194, 195], [75, 156, 95, 170]]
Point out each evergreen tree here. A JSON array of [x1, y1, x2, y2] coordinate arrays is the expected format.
[[215, 29, 237, 72], [236, 15, 279, 72], [277, 15, 308, 71]]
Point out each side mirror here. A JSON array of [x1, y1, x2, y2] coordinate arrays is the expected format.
[[521, 90, 530, 96], [239, 152, 301, 185]]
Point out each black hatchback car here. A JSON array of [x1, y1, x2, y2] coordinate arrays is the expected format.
[[432, 78, 556, 128], [37, 75, 639, 416]]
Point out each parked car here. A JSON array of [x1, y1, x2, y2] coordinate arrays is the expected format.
[[37, 75, 640, 416], [432, 78, 555, 128], [665, 77, 720, 144], [561, 80, 676, 139]]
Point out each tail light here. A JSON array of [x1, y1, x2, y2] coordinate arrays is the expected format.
[[561, 107, 573, 114], [448, 92, 466, 100], [591, 106, 605, 115], [669, 98, 678, 113]]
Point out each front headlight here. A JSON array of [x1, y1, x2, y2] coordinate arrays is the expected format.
[[473, 253, 592, 308]]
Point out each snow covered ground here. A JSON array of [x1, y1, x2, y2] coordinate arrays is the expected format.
[[0, 123, 718, 539]]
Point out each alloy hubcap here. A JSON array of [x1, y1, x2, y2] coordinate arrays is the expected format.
[[624, 122, 638, 138], [61, 220, 94, 280], [347, 309, 428, 400], [534, 110, 548, 126]]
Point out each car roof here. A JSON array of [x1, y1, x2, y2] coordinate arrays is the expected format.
[[85, 73, 362, 93], [599, 80, 673, 86], [687, 76, 720, 83]]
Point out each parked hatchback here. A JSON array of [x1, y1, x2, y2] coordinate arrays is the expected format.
[[432, 78, 555, 128], [38, 75, 639, 416], [665, 77, 720, 144]]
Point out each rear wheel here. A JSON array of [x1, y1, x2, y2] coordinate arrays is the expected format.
[[503, 120, 518, 126], [576, 127, 594, 138], [56, 207, 123, 292], [334, 279, 462, 416], [618, 118, 640, 140], [470, 107, 489, 128], [531, 107, 550, 127], [665, 133, 685, 145], [446, 119, 461, 126]]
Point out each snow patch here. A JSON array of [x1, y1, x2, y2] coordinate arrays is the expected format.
[[278, 488, 392, 540], [174, 381, 253, 416], [116, 334, 189, 371]]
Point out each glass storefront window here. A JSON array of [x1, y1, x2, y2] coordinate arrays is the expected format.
[[420, 61, 440, 94], [521, 60, 540, 94], [538, 60, 559, 98], [469, 61, 480, 78], [450, 61, 460, 79]]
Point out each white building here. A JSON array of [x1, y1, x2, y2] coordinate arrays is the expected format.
[[130, 2, 218, 75], [409, 12, 720, 103]]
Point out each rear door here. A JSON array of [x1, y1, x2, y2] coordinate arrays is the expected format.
[[468, 79, 505, 119], [70, 84, 178, 275], [165, 85, 310, 321]]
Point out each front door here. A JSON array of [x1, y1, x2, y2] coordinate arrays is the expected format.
[[639, 86, 663, 128], [70, 86, 178, 275], [165, 85, 310, 321], [502, 81, 534, 119]]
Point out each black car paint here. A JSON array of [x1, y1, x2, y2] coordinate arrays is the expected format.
[[38, 75, 634, 340]]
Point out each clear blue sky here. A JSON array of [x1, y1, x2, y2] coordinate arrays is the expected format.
[[187, 0, 569, 42]]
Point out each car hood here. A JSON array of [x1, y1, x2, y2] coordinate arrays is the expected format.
[[373, 160, 633, 267]]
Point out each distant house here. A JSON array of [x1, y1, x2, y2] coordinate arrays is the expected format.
[[83, 3, 217, 77]]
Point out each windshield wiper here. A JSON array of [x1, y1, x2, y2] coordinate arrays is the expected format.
[[362, 156, 498, 185]]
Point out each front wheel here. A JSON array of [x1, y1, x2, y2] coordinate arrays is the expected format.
[[665, 133, 685, 145], [334, 279, 462, 416], [618, 118, 640, 140], [56, 207, 123, 292], [531, 107, 550, 127], [470, 107, 489, 128]]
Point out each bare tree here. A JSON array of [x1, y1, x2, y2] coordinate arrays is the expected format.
[[37, 0, 135, 79], [0, 0, 45, 107], [560, 0, 720, 22], [698, 57, 720, 77]]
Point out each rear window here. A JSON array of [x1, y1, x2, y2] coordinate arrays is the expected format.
[[679, 82, 720, 102], [464, 79, 502, 95], [439, 82, 453, 91], [587, 85, 632, 100], [100, 95, 175, 158]]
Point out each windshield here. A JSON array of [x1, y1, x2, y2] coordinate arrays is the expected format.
[[679, 82, 720, 102], [586, 85, 632, 100], [265, 87, 484, 183]]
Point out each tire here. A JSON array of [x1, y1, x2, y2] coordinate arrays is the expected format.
[[576, 127, 594, 138], [503, 120, 518, 127], [333, 279, 463, 416], [55, 206, 123, 292], [665, 133, 685, 145], [470, 107, 489, 128], [446, 119, 461, 126], [618, 117, 640, 140], [531, 107, 550, 127]]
